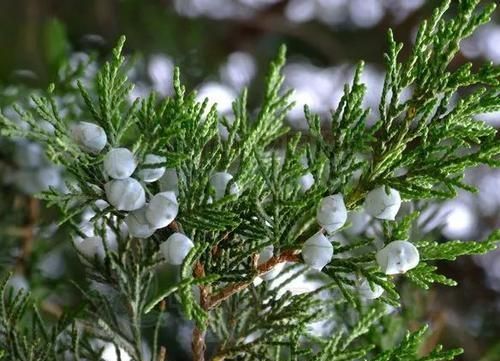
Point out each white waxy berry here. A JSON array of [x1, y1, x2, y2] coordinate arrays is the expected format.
[[74, 236, 106, 260], [364, 186, 401, 220], [376, 240, 420, 275], [105, 178, 145, 211], [160, 233, 194, 265], [159, 168, 179, 196], [104, 148, 137, 179], [125, 207, 157, 238], [101, 343, 132, 361], [302, 232, 333, 271], [73, 220, 119, 251], [316, 194, 348, 234], [210, 171, 239, 200], [298, 172, 314, 192], [137, 154, 166, 183], [145, 191, 178, 229], [257, 245, 282, 281], [71, 121, 107, 154], [357, 279, 384, 299]]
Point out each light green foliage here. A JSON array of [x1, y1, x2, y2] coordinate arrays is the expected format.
[[305, 61, 370, 196], [347, 0, 500, 203], [0, 0, 499, 360], [372, 326, 462, 361]]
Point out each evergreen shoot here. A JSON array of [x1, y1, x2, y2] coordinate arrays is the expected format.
[[0, 0, 499, 360]]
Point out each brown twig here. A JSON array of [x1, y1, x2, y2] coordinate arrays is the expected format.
[[40, 300, 64, 318], [158, 346, 167, 361], [192, 261, 209, 361], [168, 220, 181, 232], [207, 249, 300, 310], [15, 197, 39, 273], [188, 235, 300, 359], [192, 327, 206, 361]]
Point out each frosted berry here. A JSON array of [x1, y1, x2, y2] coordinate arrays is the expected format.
[[159, 168, 180, 196], [104, 178, 145, 211], [125, 207, 157, 238], [160, 233, 194, 265], [210, 171, 239, 200], [376, 240, 420, 275], [302, 232, 333, 271], [364, 186, 401, 220], [316, 194, 347, 233], [103, 148, 137, 179], [71, 121, 107, 154], [74, 236, 106, 260], [357, 279, 384, 299], [137, 154, 166, 183], [145, 191, 178, 229], [298, 172, 314, 192], [258, 245, 282, 281], [36, 167, 62, 191]]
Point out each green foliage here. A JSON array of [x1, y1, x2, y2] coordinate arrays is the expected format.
[[373, 326, 463, 361], [346, 0, 500, 204], [418, 230, 499, 261], [0, 0, 499, 360], [0, 274, 72, 361], [305, 61, 370, 196], [407, 229, 500, 289], [406, 263, 458, 290]]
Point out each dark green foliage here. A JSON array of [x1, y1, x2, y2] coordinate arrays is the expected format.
[[0, 274, 76, 361]]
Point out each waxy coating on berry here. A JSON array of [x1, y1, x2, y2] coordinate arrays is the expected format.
[[316, 194, 348, 234], [160, 233, 195, 265], [103, 148, 137, 179], [71, 122, 107, 154], [376, 240, 420, 275], [364, 186, 401, 220], [105, 178, 146, 211], [302, 232, 333, 271]]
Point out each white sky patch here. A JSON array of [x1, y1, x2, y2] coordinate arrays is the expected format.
[[285, 0, 317, 23], [196, 82, 237, 114], [349, 0, 384, 28], [220, 52, 256, 91], [441, 201, 477, 240], [148, 54, 174, 96]]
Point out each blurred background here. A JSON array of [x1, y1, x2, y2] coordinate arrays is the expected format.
[[0, 0, 499, 360]]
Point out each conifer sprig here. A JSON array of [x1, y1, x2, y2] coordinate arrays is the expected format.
[[0, 0, 499, 360]]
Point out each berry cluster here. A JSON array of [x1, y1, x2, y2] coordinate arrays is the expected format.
[[70, 121, 243, 266], [70, 121, 420, 293], [297, 185, 419, 299]]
